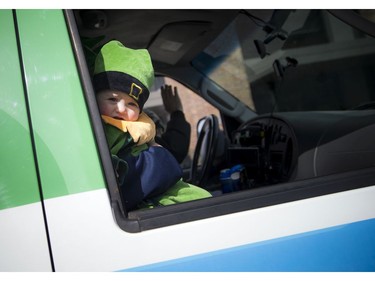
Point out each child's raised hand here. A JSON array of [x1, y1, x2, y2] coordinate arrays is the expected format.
[[161, 85, 183, 113]]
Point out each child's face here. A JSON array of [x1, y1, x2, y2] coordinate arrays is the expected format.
[[96, 90, 140, 121]]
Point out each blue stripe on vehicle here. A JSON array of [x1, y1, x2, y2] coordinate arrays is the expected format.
[[123, 218, 375, 272]]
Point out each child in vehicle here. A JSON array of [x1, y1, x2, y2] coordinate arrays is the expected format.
[[93, 40, 211, 211]]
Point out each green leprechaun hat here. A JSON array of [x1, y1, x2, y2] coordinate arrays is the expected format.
[[93, 40, 154, 111]]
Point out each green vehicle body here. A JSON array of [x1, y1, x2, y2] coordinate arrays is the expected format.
[[2, 9, 375, 272], [0, 10, 104, 210]]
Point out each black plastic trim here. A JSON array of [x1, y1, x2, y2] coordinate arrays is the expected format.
[[64, 10, 141, 233], [129, 167, 375, 232]]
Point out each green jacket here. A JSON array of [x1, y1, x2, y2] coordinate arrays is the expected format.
[[102, 115, 211, 210]]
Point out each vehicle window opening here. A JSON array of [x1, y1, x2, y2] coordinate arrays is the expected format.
[[68, 9, 375, 233]]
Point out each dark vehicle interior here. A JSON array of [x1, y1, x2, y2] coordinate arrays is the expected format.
[[74, 10, 239, 72], [71, 9, 375, 231]]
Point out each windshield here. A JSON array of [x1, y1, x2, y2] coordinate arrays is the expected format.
[[192, 10, 375, 114]]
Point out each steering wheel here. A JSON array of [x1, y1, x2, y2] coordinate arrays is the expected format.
[[189, 114, 219, 186]]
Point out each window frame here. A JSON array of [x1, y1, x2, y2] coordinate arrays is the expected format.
[[65, 9, 375, 233]]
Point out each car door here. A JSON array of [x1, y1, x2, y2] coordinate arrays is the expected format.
[[69, 9, 375, 272], [5, 9, 375, 272]]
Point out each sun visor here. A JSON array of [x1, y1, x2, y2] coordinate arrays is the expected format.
[[148, 21, 212, 65]]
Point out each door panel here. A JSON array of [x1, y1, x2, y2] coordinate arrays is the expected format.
[[15, 9, 105, 199]]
